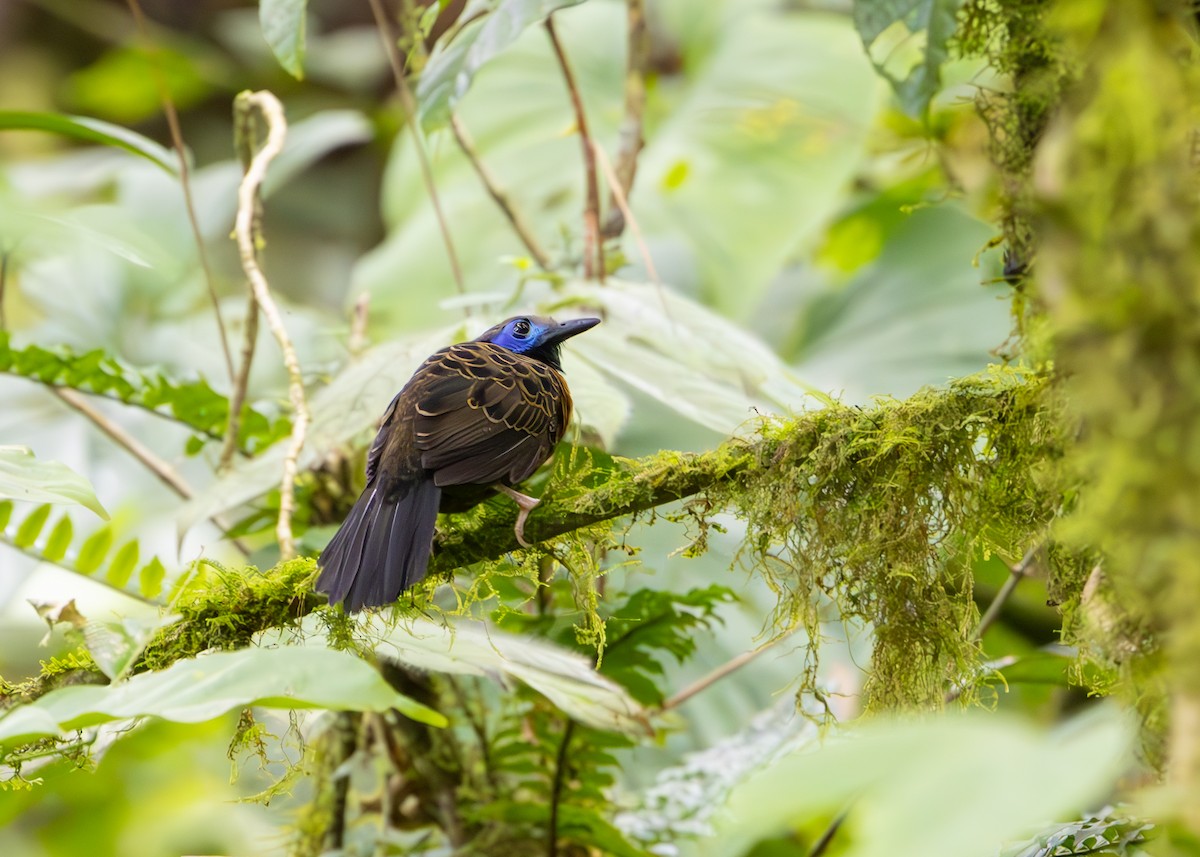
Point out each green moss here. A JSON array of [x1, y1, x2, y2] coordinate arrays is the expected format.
[[958, 0, 1077, 339], [139, 557, 322, 671], [1031, 0, 1200, 771], [0, 648, 102, 709], [710, 367, 1073, 709]]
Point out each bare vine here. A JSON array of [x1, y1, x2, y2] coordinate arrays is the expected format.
[[232, 90, 310, 560]]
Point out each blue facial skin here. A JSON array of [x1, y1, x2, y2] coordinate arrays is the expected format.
[[477, 316, 601, 371], [487, 317, 550, 354]]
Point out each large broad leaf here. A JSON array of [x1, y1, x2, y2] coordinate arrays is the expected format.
[[416, 0, 589, 129], [0, 111, 178, 174], [562, 279, 821, 433], [788, 205, 1011, 403], [853, 0, 967, 117], [629, 8, 880, 318], [617, 697, 821, 846], [358, 2, 878, 327], [0, 645, 445, 749], [0, 446, 108, 520], [713, 707, 1133, 857], [259, 0, 308, 79], [373, 617, 650, 736]]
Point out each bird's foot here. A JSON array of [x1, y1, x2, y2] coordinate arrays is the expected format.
[[495, 485, 539, 548]]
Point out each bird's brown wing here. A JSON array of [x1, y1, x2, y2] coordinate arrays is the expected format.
[[411, 342, 571, 487], [365, 392, 402, 485]]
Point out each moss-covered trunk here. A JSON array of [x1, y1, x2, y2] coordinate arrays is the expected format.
[[1033, 0, 1200, 814]]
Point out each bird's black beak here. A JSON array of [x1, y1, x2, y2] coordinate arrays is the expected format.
[[545, 316, 600, 345]]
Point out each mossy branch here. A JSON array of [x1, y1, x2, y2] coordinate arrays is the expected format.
[[2, 368, 1068, 712]]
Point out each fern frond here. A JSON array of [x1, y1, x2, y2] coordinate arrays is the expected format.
[[0, 333, 289, 455]]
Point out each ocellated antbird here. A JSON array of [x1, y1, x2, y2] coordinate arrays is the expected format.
[[316, 315, 600, 611]]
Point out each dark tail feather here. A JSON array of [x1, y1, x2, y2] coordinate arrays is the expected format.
[[315, 478, 441, 612]]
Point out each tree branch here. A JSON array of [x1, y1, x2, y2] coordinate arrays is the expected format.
[[1, 376, 1052, 711], [53, 387, 193, 499], [972, 545, 1039, 641], [661, 635, 791, 711], [51, 387, 253, 556]]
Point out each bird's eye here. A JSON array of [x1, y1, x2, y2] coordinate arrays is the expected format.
[[512, 319, 532, 338]]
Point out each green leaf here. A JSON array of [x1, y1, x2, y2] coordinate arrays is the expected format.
[[366, 6, 877, 326], [0, 707, 61, 748], [564, 280, 822, 433], [373, 617, 650, 735], [599, 586, 734, 706], [0, 500, 12, 532], [0, 446, 108, 520], [42, 515, 74, 562], [789, 205, 1010, 402], [105, 540, 139, 588], [1004, 813, 1153, 857], [13, 504, 51, 549], [853, 0, 967, 117], [714, 707, 1134, 857], [0, 646, 445, 748], [139, 557, 167, 600], [481, 802, 652, 856], [259, 0, 307, 79], [992, 650, 1074, 686], [76, 526, 114, 575], [82, 614, 178, 681], [416, 0, 589, 129], [0, 334, 289, 455], [0, 110, 178, 174]]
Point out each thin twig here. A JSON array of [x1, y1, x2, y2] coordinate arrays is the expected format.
[[662, 635, 789, 711], [602, 0, 648, 239], [348, 292, 370, 356], [367, 0, 468, 302], [972, 545, 1039, 641], [54, 387, 193, 499], [125, 0, 235, 384], [9, 374, 246, 450], [233, 90, 310, 560], [51, 387, 253, 556], [592, 140, 659, 283], [450, 113, 553, 270], [545, 14, 605, 282], [547, 719, 575, 857], [218, 292, 259, 471], [809, 808, 850, 857]]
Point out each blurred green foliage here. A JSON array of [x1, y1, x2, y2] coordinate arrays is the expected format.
[[0, 0, 1188, 855]]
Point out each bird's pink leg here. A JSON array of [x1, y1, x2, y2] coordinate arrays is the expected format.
[[495, 485, 539, 548]]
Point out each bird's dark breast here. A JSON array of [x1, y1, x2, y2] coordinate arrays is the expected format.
[[367, 341, 572, 514]]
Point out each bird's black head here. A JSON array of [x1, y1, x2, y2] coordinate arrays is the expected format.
[[476, 315, 600, 371]]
